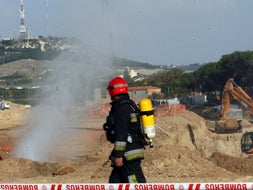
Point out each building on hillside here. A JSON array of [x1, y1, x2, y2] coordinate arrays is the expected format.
[[128, 86, 161, 102], [128, 68, 137, 78]]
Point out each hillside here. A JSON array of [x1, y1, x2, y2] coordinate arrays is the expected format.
[[0, 59, 201, 91], [0, 59, 52, 78]]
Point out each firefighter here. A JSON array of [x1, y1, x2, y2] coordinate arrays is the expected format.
[[103, 76, 146, 183]]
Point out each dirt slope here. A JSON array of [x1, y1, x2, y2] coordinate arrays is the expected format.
[[1, 104, 253, 183]]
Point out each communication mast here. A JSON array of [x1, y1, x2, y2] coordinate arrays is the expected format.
[[19, 0, 27, 40]]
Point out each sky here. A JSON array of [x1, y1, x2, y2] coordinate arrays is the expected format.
[[1, 0, 253, 66]]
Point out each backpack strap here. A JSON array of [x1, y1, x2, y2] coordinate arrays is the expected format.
[[120, 99, 139, 113], [120, 99, 147, 148]]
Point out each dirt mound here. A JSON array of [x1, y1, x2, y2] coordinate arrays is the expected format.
[[209, 152, 253, 176], [0, 151, 105, 183], [188, 105, 218, 120], [143, 145, 239, 182], [0, 157, 61, 178], [1, 104, 253, 183], [0, 150, 10, 160]]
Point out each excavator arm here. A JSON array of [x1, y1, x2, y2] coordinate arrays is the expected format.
[[218, 78, 253, 120], [218, 82, 231, 120]]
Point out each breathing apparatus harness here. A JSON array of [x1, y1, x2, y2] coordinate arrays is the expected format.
[[103, 98, 155, 148]]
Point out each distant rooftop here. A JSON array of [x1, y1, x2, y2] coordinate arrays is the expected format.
[[128, 86, 160, 91]]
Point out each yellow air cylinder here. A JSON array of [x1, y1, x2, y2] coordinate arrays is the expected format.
[[139, 98, 156, 140]]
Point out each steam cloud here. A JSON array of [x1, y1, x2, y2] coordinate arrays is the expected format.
[[13, 48, 115, 162], [13, 1, 118, 162]]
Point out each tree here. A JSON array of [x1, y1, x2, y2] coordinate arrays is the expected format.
[[145, 68, 184, 98], [193, 62, 222, 92], [218, 51, 253, 87]]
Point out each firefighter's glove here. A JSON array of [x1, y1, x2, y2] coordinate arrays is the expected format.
[[114, 157, 123, 167]]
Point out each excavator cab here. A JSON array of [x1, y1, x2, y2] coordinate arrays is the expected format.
[[241, 131, 253, 154]]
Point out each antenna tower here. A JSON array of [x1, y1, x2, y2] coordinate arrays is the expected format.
[[19, 0, 27, 40]]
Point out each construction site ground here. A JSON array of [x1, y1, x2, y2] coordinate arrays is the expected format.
[[1, 102, 253, 183]]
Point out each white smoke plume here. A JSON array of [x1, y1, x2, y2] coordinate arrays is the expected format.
[[13, 1, 118, 162], [13, 48, 115, 162]]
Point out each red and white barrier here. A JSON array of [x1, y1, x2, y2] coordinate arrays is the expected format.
[[0, 183, 251, 190]]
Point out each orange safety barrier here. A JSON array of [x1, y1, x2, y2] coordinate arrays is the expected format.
[[0, 144, 14, 154], [85, 104, 111, 118], [155, 104, 186, 117]]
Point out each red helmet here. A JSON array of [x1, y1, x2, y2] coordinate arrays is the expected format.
[[107, 77, 128, 97]]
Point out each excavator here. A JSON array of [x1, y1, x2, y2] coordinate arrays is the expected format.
[[218, 78, 253, 120], [215, 78, 253, 154]]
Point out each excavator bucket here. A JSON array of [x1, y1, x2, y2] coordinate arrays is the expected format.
[[215, 106, 243, 133], [215, 118, 242, 134]]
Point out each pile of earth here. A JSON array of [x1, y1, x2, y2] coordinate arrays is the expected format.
[[1, 103, 253, 183]]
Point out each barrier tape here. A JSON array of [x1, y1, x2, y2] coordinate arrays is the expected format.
[[0, 183, 252, 190]]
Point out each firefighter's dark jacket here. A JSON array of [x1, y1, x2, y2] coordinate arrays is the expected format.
[[105, 94, 144, 162]]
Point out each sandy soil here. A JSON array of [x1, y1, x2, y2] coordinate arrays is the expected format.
[[1, 102, 253, 183]]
